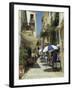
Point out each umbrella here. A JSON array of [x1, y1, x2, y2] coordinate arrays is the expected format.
[[43, 45, 58, 52], [43, 46, 48, 52], [39, 48, 42, 52]]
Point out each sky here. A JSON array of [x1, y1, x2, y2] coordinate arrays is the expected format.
[[36, 11, 44, 38]]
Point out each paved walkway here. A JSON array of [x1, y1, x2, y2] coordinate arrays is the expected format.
[[22, 57, 64, 79]]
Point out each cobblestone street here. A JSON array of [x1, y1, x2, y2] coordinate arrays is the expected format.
[[22, 57, 64, 79]]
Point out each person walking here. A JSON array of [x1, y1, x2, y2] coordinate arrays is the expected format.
[[45, 53, 48, 69], [52, 51, 57, 69]]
